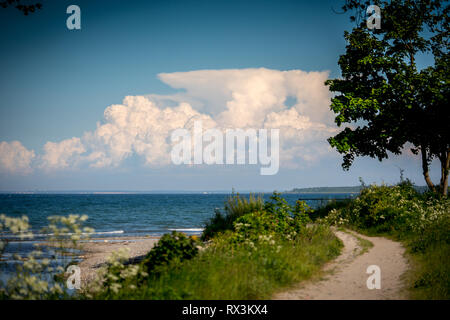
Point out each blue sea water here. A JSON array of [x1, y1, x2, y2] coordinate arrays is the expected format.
[[0, 193, 356, 238]]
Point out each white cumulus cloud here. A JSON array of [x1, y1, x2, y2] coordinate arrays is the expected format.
[[0, 141, 35, 174], [81, 96, 217, 168], [40, 137, 85, 170]]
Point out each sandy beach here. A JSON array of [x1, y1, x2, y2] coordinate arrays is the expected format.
[[77, 236, 160, 287]]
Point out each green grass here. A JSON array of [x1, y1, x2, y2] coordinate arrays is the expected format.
[[408, 242, 450, 299], [338, 228, 374, 255], [93, 225, 342, 300]]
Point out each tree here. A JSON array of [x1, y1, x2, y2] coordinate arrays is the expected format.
[[0, 0, 42, 15], [327, 0, 449, 196]]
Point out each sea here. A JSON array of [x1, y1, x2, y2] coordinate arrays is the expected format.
[[0, 193, 358, 238]]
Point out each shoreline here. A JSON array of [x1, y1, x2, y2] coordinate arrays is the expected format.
[[77, 236, 160, 287]]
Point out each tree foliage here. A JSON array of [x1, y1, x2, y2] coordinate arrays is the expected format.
[[0, 0, 42, 15], [327, 0, 449, 196]]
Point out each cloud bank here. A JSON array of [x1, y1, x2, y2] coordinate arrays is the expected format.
[[0, 68, 338, 174]]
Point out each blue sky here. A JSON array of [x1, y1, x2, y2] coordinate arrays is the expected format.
[[0, 0, 440, 191]]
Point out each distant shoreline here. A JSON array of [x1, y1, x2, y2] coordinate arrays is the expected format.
[[0, 190, 360, 195], [285, 191, 360, 194], [286, 186, 363, 193]]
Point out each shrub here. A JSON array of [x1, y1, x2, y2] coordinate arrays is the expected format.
[[86, 248, 149, 298], [202, 192, 313, 247], [143, 231, 199, 274], [311, 199, 352, 221], [319, 183, 449, 236], [201, 193, 264, 240], [88, 231, 200, 299], [229, 194, 312, 244], [199, 193, 312, 255]]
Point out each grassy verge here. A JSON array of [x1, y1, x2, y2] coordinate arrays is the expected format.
[[406, 243, 450, 299]]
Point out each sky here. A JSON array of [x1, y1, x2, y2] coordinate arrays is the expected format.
[[0, 0, 441, 192]]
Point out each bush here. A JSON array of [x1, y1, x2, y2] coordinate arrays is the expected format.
[[143, 231, 199, 274], [311, 199, 352, 221], [228, 193, 312, 244], [201, 192, 313, 246], [201, 193, 264, 240], [319, 183, 449, 236], [88, 231, 200, 299]]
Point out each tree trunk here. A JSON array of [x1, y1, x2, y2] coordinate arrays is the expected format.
[[421, 145, 436, 192], [439, 150, 449, 197]]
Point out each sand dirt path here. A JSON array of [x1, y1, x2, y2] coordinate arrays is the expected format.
[[273, 229, 409, 300]]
